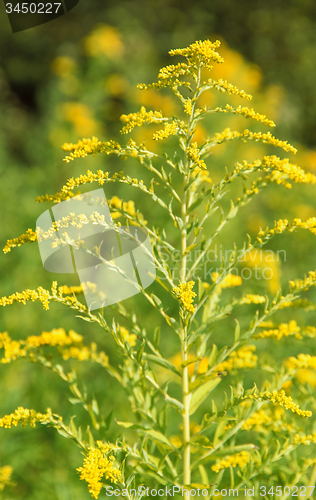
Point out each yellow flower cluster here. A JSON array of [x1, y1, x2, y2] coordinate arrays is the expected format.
[[60, 170, 110, 195], [215, 104, 275, 127], [208, 79, 252, 100], [255, 320, 304, 340], [77, 441, 122, 499], [211, 272, 242, 288], [257, 219, 316, 245], [153, 120, 186, 140], [286, 354, 316, 371], [240, 406, 295, 433], [0, 464, 13, 492], [108, 196, 136, 219], [0, 282, 87, 313], [211, 451, 249, 473], [242, 408, 271, 430], [120, 106, 166, 134], [216, 345, 257, 372], [0, 407, 52, 429], [294, 431, 316, 445], [58, 285, 83, 295], [186, 142, 207, 170], [157, 62, 191, 81], [247, 390, 312, 417], [212, 129, 297, 154], [0, 287, 51, 310], [0, 332, 26, 363], [27, 328, 82, 348], [137, 40, 224, 91], [61, 343, 109, 366], [61, 138, 121, 163], [173, 281, 196, 314], [289, 270, 316, 291], [3, 228, 37, 254], [262, 155, 316, 183], [119, 326, 137, 347], [169, 40, 224, 70], [183, 99, 193, 115], [240, 294, 266, 304], [0, 328, 108, 366]]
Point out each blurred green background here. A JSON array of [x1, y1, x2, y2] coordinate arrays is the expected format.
[[1, 0, 316, 498]]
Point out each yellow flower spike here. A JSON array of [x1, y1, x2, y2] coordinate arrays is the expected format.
[[216, 345, 257, 373], [0, 283, 87, 313], [61, 138, 120, 163], [77, 442, 122, 499], [286, 353, 316, 371], [215, 104, 276, 128], [247, 390, 312, 418], [120, 106, 166, 134], [240, 294, 266, 305], [0, 407, 52, 429], [255, 320, 303, 340], [211, 451, 250, 473], [211, 272, 242, 289], [242, 408, 271, 431], [3, 228, 37, 254], [186, 142, 207, 170], [173, 281, 196, 314], [153, 120, 186, 140]]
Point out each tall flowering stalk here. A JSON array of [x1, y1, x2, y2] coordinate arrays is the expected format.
[[2, 40, 316, 498]]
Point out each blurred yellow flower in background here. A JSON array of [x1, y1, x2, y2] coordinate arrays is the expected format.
[[84, 24, 124, 59]]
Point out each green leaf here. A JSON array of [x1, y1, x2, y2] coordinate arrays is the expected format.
[[197, 278, 205, 301], [143, 353, 181, 377], [143, 429, 174, 449], [189, 373, 219, 392], [57, 427, 71, 439], [153, 326, 160, 346], [213, 418, 228, 448], [75, 315, 94, 322], [214, 444, 259, 458], [234, 319, 240, 343], [198, 465, 209, 486], [69, 417, 77, 438], [184, 243, 198, 255], [114, 420, 135, 429], [164, 395, 184, 413], [189, 377, 221, 415], [86, 426, 95, 447], [207, 344, 218, 368]]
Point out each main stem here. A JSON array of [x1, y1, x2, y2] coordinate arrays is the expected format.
[[180, 63, 201, 497], [181, 173, 191, 495]]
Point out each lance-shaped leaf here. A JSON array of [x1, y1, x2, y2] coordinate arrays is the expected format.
[[189, 376, 221, 415], [141, 429, 175, 450], [143, 353, 181, 377]]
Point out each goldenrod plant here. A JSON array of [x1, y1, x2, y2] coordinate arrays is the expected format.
[[2, 40, 316, 499]]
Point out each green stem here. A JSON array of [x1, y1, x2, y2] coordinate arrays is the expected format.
[[180, 65, 202, 497]]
